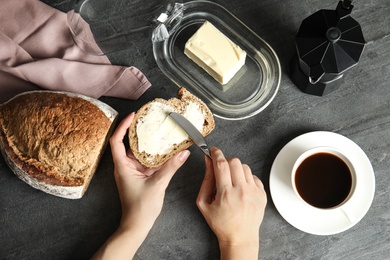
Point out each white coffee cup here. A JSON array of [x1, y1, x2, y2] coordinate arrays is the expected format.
[[291, 146, 357, 222]]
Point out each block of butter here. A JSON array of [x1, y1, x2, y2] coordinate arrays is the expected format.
[[184, 21, 246, 85]]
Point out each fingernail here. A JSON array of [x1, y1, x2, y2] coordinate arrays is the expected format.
[[178, 150, 190, 162]]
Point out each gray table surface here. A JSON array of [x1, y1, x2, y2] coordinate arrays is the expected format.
[[1, 0, 389, 259]]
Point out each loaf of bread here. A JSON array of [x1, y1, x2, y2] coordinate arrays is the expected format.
[[129, 88, 215, 167], [0, 91, 118, 199]]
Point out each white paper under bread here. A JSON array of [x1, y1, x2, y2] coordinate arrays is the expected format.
[[0, 91, 118, 199]]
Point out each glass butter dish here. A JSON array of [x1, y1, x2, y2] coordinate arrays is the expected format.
[[152, 1, 281, 120], [68, 0, 280, 120]]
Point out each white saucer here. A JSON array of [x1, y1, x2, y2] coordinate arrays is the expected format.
[[269, 131, 375, 235]]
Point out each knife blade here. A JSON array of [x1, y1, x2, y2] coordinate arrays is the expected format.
[[168, 112, 211, 158]]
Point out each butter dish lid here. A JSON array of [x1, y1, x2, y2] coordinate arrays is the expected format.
[[152, 1, 281, 120], [67, 0, 281, 120], [67, 0, 179, 55]]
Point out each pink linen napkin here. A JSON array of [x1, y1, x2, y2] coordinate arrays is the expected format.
[[0, 0, 152, 104]]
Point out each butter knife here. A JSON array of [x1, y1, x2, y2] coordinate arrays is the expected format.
[[169, 112, 211, 158]]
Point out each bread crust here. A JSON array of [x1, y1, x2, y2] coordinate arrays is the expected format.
[[129, 88, 215, 167], [0, 91, 118, 199]]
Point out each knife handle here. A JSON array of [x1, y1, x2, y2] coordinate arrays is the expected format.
[[200, 145, 212, 159]]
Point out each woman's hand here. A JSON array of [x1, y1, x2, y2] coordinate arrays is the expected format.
[[93, 113, 190, 260], [196, 147, 267, 260], [111, 113, 190, 230]]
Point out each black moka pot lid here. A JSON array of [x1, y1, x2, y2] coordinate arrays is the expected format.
[[295, 0, 365, 84]]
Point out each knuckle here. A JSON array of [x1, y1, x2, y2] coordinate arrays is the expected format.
[[242, 164, 251, 171], [216, 158, 229, 170], [228, 157, 241, 165]]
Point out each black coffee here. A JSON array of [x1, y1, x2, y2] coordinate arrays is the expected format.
[[294, 152, 352, 209]]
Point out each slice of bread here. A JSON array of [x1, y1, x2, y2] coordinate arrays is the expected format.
[[129, 88, 215, 167], [0, 91, 118, 199]]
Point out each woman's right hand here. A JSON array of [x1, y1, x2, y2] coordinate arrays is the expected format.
[[196, 147, 267, 259]]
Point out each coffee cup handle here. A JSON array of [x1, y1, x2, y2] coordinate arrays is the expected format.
[[339, 204, 356, 223]]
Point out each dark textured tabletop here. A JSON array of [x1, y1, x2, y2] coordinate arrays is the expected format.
[[1, 0, 389, 259]]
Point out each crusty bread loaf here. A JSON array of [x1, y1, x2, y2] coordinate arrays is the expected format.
[[129, 88, 214, 167], [0, 91, 118, 199]]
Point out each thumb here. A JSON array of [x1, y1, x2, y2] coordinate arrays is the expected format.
[[196, 156, 216, 210], [151, 150, 191, 188]]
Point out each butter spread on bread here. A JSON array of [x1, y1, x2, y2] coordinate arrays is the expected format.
[[0, 91, 118, 199], [137, 102, 204, 155], [129, 88, 214, 167]]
